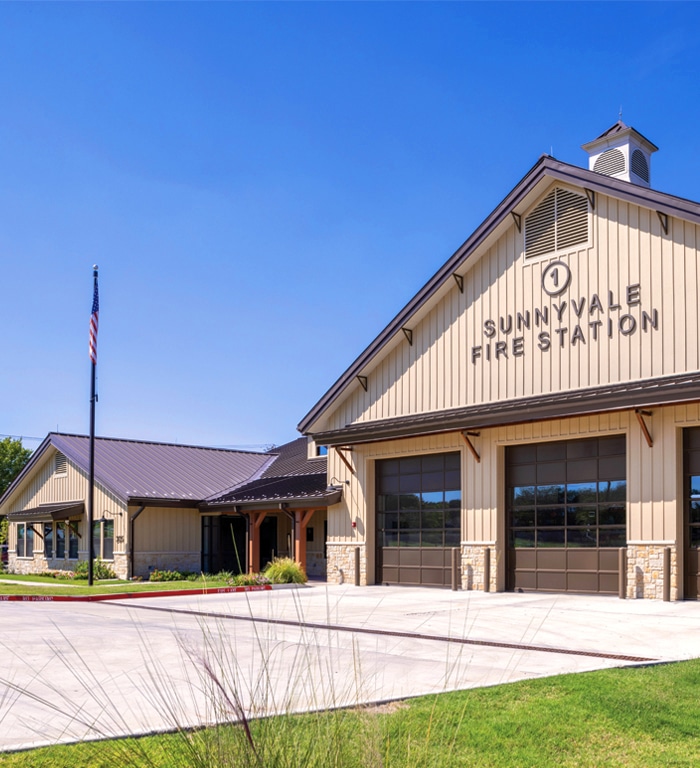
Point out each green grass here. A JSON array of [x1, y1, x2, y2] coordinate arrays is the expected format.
[[0, 573, 249, 597], [2, 660, 699, 767]]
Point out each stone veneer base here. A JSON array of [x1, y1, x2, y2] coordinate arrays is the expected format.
[[461, 544, 497, 592], [626, 544, 677, 600], [326, 542, 367, 586]]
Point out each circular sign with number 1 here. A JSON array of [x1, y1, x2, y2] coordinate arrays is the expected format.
[[542, 260, 571, 297]]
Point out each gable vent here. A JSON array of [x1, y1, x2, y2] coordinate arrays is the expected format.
[[593, 148, 625, 176], [54, 452, 67, 475], [525, 187, 589, 258], [631, 149, 649, 182]]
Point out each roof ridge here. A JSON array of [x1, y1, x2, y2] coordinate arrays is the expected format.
[[49, 431, 275, 457]]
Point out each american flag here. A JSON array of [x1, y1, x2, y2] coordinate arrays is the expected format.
[[89, 275, 99, 365]]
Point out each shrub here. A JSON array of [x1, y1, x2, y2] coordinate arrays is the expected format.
[[232, 572, 271, 587], [149, 569, 184, 582], [74, 559, 117, 580], [264, 557, 307, 584]]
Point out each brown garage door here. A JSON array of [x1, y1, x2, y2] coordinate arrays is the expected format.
[[506, 436, 626, 594], [683, 429, 700, 599], [376, 452, 461, 586]]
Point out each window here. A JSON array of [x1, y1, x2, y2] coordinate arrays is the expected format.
[[68, 524, 79, 559], [377, 452, 461, 548], [507, 436, 626, 549], [16, 524, 34, 558], [524, 187, 589, 258], [44, 523, 53, 559], [56, 524, 66, 559], [92, 519, 114, 560]]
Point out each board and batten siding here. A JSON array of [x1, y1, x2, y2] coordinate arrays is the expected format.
[[6, 449, 126, 553], [326, 406, 700, 586], [320, 186, 700, 433]]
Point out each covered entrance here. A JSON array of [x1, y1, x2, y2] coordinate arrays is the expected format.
[[376, 452, 461, 586], [683, 428, 700, 599], [506, 436, 626, 594], [201, 515, 247, 574]]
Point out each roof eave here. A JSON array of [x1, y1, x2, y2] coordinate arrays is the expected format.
[[298, 157, 700, 435]]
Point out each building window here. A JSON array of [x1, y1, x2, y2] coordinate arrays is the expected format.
[[92, 520, 114, 560], [524, 187, 589, 259], [44, 523, 53, 559], [306, 526, 314, 542], [17, 524, 34, 558], [68, 524, 79, 559], [56, 524, 66, 559]]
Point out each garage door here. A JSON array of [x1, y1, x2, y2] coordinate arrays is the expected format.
[[683, 429, 700, 599], [506, 436, 626, 594], [376, 452, 461, 586]]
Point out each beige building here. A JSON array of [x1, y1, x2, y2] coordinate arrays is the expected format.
[[1, 434, 334, 580], [299, 122, 700, 600]]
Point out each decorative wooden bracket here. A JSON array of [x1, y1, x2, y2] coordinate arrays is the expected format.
[[452, 273, 464, 293], [402, 327, 413, 346], [460, 431, 481, 463], [511, 212, 522, 232], [656, 211, 669, 235], [635, 409, 653, 448], [334, 446, 356, 475], [356, 375, 368, 391], [66, 521, 82, 539], [585, 188, 595, 209], [29, 525, 44, 539]]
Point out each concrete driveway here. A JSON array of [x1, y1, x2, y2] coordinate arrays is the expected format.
[[1, 585, 699, 752]]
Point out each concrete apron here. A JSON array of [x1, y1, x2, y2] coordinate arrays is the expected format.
[[1, 585, 699, 753]]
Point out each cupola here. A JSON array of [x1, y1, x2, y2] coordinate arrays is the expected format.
[[582, 121, 658, 188]]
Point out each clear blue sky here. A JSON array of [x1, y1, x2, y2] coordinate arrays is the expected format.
[[2, 2, 699, 451]]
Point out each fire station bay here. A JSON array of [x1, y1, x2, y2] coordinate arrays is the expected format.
[[299, 122, 700, 600]]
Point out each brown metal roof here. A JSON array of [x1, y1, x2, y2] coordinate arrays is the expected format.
[[205, 437, 336, 508], [310, 372, 700, 446], [298, 154, 698, 435], [8, 502, 84, 523], [1, 433, 276, 506]]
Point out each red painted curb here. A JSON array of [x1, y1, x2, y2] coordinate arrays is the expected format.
[[0, 584, 273, 602]]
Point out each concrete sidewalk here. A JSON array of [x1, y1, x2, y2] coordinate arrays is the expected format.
[[1, 585, 699, 752]]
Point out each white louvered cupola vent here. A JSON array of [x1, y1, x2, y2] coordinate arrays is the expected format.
[[631, 149, 649, 183], [54, 452, 67, 475], [524, 187, 589, 259], [593, 148, 625, 177]]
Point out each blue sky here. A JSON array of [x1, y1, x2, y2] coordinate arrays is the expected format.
[[2, 2, 700, 451]]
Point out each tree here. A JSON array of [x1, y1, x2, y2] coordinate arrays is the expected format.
[[0, 437, 32, 545]]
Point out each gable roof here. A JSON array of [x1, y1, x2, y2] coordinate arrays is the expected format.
[[298, 154, 700, 434], [205, 437, 339, 509], [0, 433, 276, 507]]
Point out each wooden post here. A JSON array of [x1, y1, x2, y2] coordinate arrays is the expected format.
[[248, 511, 268, 573], [294, 509, 315, 574]]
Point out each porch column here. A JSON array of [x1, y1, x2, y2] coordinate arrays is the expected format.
[[248, 511, 268, 573], [294, 509, 315, 574]]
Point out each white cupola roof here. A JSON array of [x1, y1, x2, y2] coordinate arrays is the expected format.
[[582, 121, 658, 188]]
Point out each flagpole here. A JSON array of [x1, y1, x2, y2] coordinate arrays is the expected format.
[[88, 265, 99, 587]]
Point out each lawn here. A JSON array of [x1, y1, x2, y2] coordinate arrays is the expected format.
[[1, 659, 698, 767], [0, 572, 250, 597]]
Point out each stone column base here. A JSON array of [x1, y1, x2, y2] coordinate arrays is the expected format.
[[326, 542, 366, 586], [461, 544, 497, 592], [626, 544, 677, 600]]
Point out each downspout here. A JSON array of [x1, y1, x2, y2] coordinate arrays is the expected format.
[[129, 505, 146, 580]]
